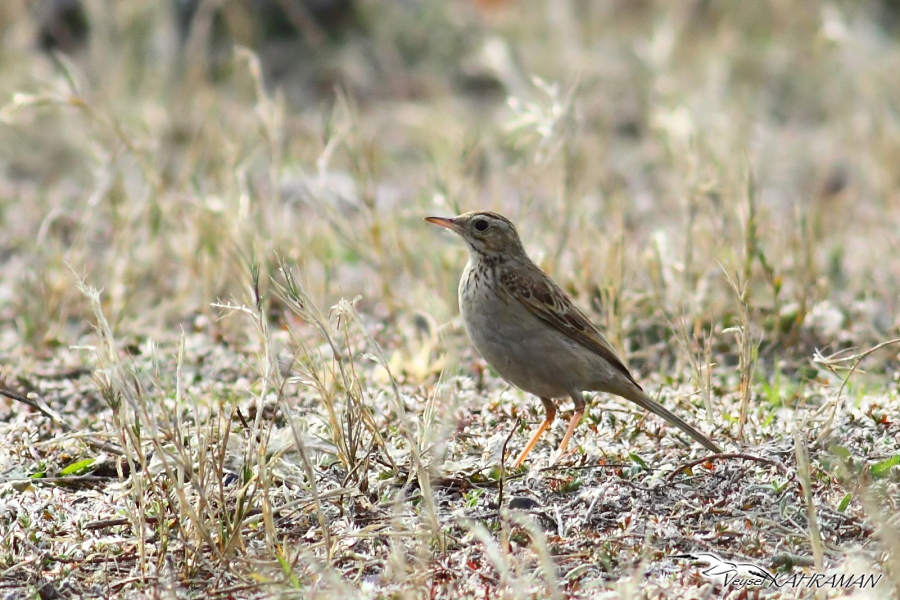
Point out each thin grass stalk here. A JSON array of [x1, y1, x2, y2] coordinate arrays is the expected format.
[[794, 430, 825, 571], [722, 265, 757, 439], [508, 511, 563, 600], [345, 300, 444, 552], [274, 258, 395, 471]]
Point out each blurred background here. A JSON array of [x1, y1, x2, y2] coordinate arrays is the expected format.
[[1, 0, 900, 369]]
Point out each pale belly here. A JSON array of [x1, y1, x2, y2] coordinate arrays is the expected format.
[[459, 265, 594, 399]]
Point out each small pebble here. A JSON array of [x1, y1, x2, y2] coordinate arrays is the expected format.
[[508, 496, 540, 510]]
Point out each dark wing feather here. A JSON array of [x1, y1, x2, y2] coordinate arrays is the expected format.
[[500, 267, 641, 390]]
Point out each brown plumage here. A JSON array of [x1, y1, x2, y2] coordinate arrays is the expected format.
[[426, 210, 721, 466]]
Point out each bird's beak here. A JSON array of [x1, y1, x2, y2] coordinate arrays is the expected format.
[[424, 216, 459, 232]]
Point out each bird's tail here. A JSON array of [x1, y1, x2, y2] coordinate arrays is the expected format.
[[621, 387, 722, 453]]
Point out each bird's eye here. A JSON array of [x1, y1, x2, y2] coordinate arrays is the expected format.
[[474, 219, 489, 231]]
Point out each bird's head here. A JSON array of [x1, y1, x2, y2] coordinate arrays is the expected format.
[[425, 211, 526, 258]]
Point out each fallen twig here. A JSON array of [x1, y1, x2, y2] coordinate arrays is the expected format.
[[665, 452, 794, 483]]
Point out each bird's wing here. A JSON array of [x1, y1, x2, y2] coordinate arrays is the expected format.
[[500, 266, 641, 389]]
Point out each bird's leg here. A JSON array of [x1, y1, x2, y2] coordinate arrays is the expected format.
[[556, 393, 586, 458], [512, 397, 556, 468]]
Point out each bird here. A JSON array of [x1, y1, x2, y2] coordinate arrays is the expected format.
[[425, 210, 721, 467]]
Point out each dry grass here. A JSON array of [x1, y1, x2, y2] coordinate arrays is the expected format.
[[1, 1, 899, 598]]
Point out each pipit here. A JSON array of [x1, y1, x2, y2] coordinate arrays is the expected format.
[[426, 211, 721, 467]]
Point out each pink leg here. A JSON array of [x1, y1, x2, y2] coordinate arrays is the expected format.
[[512, 398, 556, 468], [556, 394, 586, 458]]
